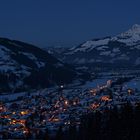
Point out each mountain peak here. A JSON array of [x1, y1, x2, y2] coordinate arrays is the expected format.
[[130, 24, 140, 34], [132, 24, 140, 30], [116, 24, 140, 43], [123, 24, 140, 35]]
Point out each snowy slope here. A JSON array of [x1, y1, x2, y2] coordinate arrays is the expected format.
[[113, 24, 140, 46]]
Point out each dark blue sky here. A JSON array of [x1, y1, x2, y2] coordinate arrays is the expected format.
[[0, 0, 140, 47]]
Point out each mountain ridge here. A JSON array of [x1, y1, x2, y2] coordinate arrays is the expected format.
[[49, 24, 140, 70]]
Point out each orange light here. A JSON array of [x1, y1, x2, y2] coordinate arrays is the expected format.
[[64, 100, 69, 105], [13, 120, 16, 123], [53, 118, 60, 122], [90, 103, 100, 109], [101, 96, 111, 101], [21, 111, 28, 115]]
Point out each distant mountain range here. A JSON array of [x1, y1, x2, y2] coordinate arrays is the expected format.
[[47, 24, 140, 71], [0, 38, 89, 93]]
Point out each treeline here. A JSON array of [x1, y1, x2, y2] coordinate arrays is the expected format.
[[0, 71, 17, 92], [0, 71, 27, 93], [50, 102, 140, 140]]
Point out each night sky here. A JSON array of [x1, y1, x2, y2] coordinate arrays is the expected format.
[[0, 0, 140, 47]]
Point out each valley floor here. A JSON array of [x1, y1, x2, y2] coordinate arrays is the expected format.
[[1, 70, 140, 139]]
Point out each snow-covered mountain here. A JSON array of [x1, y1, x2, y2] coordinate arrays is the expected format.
[[56, 24, 140, 70], [0, 38, 86, 93]]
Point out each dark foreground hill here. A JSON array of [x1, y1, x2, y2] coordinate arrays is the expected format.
[[0, 38, 89, 93]]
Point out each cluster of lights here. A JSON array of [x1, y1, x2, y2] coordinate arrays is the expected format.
[[10, 119, 25, 126], [90, 103, 100, 110], [101, 96, 111, 101], [2, 77, 138, 139]]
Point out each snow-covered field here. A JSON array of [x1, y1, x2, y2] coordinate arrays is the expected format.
[[82, 79, 109, 88], [123, 78, 140, 91]]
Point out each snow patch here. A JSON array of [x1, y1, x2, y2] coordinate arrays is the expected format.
[[100, 51, 111, 56]]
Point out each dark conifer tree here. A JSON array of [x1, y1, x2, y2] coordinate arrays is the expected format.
[[55, 126, 63, 140]]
